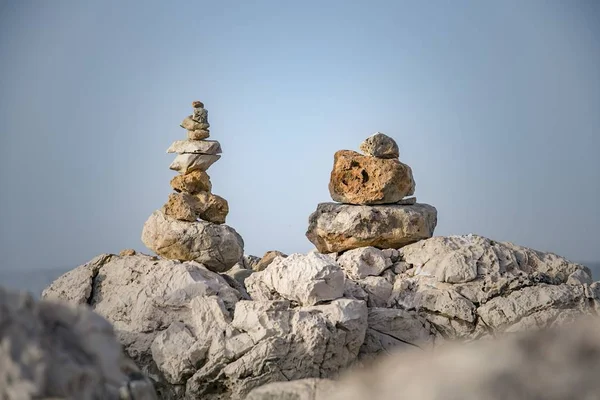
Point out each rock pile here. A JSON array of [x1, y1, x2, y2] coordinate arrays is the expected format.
[[43, 234, 600, 399], [141, 101, 244, 272], [306, 132, 438, 253]]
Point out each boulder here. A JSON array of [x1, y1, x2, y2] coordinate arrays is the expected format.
[[141, 209, 243, 272], [1, 286, 156, 400], [359, 132, 399, 159], [246, 253, 346, 306], [170, 169, 212, 194], [306, 202, 437, 253], [169, 154, 221, 174], [188, 130, 210, 140], [181, 116, 209, 131], [337, 247, 392, 279], [329, 150, 414, 205], [254, 250, 288, 272], [167, 140, 222, 155], [194, 191, 229, 224]]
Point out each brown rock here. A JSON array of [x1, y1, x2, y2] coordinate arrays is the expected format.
[[194, 192, 229, 224], [181, 116, 209, 131], [170, 170, 212, 194], [162, 193, 198, 222], [329, 150, 415, 205], [119, 249, 137, 256], [192, 101, 204, 108], [188, 130, 210, 140], [254, 250, 288, 272]]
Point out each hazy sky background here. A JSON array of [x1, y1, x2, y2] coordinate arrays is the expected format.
[[1, 1, 599, 273]]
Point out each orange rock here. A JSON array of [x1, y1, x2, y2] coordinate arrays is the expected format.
[[328, 150, 415, 205], [170, 170, 212, 194]]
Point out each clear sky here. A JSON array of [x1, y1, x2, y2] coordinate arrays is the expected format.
[[1, 1, 599, 273]]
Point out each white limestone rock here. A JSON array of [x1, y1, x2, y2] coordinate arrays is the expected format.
[[1, 286, 156, 400], [337, 247, 392, 279], [167, 140, 222, 155], [169, 153, 221, 174], [245, 253, 346, 306]]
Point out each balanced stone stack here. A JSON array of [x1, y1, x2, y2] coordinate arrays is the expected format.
[[141, 101, 244, 272], [306, 132, 437, 253]]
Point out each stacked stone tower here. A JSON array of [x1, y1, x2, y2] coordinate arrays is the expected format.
[[306, 132, 437, 253], [141, 101, 244, 272]]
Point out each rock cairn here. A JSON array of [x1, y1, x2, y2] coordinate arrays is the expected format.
[[141, 101, 244, 272], [306, 132, 438, 253]]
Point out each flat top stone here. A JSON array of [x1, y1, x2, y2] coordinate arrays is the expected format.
[[167, 140, 222, 155]]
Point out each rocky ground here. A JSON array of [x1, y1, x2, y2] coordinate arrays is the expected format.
[[39, 234, 599, 399]]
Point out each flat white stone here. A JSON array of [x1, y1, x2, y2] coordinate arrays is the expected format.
[[167, 140, 222, 155]]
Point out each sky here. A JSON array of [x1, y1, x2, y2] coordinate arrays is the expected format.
[[0, 1, 599, 274]]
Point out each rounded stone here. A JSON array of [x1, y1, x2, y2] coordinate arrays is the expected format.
[[192, 100, 204, 108], [359, 132, 400, 159], [170, 170, 212, 194], [188, 130, 210, 140], [141, 210, 244, 272]]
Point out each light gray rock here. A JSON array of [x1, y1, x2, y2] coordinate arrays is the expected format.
[[306, 202, 438, 253], [169, 153, 221, 174], [357, 276, 393, 308], [243, 254, 261, 270], [141, 209, 244, 272], [246, 253, 346, 306], [246, 378, 337, 400], [337, 247, 392, 279], [223, 262, 254, 288], [192, 107, 208, 124], [359, 132, 400, 159], [328, 317, 600, 400], [1, 286, 156, 400], [167, 140, 222, 155]]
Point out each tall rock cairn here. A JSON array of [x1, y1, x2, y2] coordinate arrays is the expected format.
[[306, 132, 438, 253], [141, 101, 244, 272]]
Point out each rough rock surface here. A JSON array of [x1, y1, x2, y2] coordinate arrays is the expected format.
[[188, 130, 210, 140], [141, 210, 243, 272], [43, 234, 600, 399], [194, 191, 229, 224], [43, 253, 367, 400], [181, 116, 209, 131], [169, 153, 221, 174], [306, 202, 438, 253], [359, 132, 399, 159], [329, 150, 414, 205], [162, 192, 198, 222], [167, 140, 222, 155], [326, 318, 600, 400], [1, 286, 156, 400], [246, 253, 346, 306], [254, 250, 287, 272], [170, 170, 212, 194]]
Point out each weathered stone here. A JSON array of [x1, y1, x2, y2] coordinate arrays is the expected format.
[[162, 192, 198, 222], [246, 253, 345, 306], [1, 286, 156, 400], [254, 250, 288, 272], [328, 318, 600, 400], [223, 263, 254, 289], [170, 169, 212, 194], [359, 132, 399, 159], [167, 140, 221, 155], [192, 101, 204, 108], [181, 116, 209, 131], [169, 153, 221, 174], [188, 130, 210, 140], [398, 196, 417, 205], [141, 209, 244, 272], [243, 255, 261, 270], [194, 191, 229, 224], [192, 108, 208, 124], [306, 202, 437, 253], [357, 276, 393, 307], [329, 150, 415, 205], [337, 246, 392, 279]]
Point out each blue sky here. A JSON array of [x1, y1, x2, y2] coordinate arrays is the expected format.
[[1, 0, 599, 272]]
